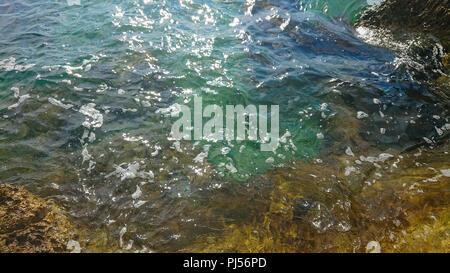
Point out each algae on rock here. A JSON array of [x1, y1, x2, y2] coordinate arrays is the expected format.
[[186, 138, 450, 253], [0, 184, 76, 253]]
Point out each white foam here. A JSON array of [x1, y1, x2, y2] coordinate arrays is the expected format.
[[357, 111, 369, 119], [366, 241, 381, 253], [48, 97, 73, 110], [106, 162, 154, 181], [345, 147, 355, 157], [344, 166, 357, 176], [0, 57, 35, 72], [8, 94, 30, 110], [79, 103, 103, 128], [132, 185, 142, 199]]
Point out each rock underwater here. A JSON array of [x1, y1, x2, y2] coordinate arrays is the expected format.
[[357, 0, 450, 51], [356, 0, 450, 102], [186, 138, 450, 253], [0, 184, 77, 253]]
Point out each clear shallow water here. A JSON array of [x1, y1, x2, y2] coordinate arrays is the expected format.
[[0, 0, 448, 252]]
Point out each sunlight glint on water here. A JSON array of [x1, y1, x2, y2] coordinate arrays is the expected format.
[[0, 0, 448, 252]]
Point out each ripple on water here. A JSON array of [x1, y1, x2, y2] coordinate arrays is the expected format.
[[0, 0, 448, 252]]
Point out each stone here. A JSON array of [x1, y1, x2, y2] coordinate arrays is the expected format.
[[0, 184, 75, 253], [356, 0, 450, 103], [357, 0, 450, 51]]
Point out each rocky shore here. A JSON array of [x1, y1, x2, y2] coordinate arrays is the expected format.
[[357, 0, 450, 102], [357, 0, 450, 51], [0, 184, 76, 253]]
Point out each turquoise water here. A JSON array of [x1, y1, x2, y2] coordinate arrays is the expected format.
[[0, 0, 448, 252]]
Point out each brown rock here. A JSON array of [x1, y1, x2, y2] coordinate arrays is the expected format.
[[357, 0, 450, 51], [0, 184, 75, 253]]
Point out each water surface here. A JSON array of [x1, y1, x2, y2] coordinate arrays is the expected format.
[[0, 0, 448, 252]]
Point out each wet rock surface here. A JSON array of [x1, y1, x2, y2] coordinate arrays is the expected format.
[[356, 0, 450, 103], [357, 0, 450, 51], [0, 184, 75, 253]]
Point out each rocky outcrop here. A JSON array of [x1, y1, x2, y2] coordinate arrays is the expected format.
[[0, 184, 75, 253], [357, 0, 450, 51], [356, 0, 450, 103]]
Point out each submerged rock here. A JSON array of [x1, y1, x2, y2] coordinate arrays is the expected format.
[[0, 184, 75, 253], [186, 138, 450, 253], [356, 0, 450, 102], [357, 0, 450, 51]]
